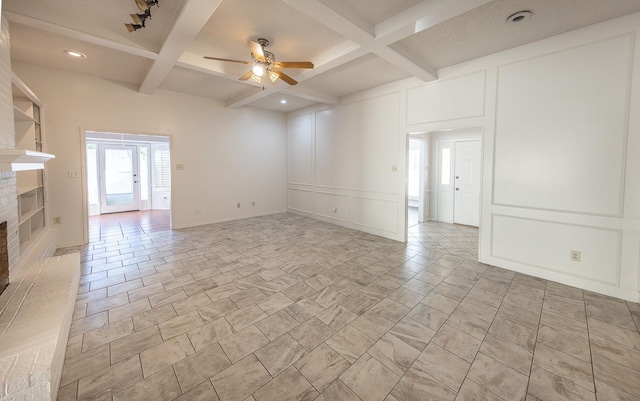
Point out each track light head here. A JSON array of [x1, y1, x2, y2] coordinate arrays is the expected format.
[[135, 0, 159, 12]]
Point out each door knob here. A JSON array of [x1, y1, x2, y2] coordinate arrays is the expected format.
[[456, 188, 459, 191], [456, 176, 459, 179]]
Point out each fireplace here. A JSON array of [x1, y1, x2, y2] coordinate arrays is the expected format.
[[0, 221, 7, 295]]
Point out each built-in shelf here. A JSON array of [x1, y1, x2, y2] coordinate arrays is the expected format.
[[12, 72, 51, 255], [0, 149, 54, 171]]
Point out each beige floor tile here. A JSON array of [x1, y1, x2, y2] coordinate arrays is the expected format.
[[140, 333, 195, 377], [455, 379, 503, 401], [388, 287, 424, 308], [132, 304, 177, 331], [86, 293, 129, 316], [65, 334, 83, 359], [533, 343, 594, 391], [421, 292, 460, 314], [389, 317, 436, 351], [543, 295, 586, 323], [371, 298, 410, 323], [466, 286, 504, 308], [391, 367, 456, 401], [432, 324, 482, 363], [127, 282, 166, 303], [595, 379, 639, 401], [205, 283, 242, 302], [187, 317, 234, 351], [158, 310, 204, 340], [289, 317, 335, 351], [528, 365, 595, 401], [107, 279, 144, 297], [255, 309, 300, 340], [257, 292, 293, 315], [174, 380, 220, 401], [255, 333, 307, 376], [198, 298, 239, 323], [496, 302, 540, 330], [503, 291, 543, 315], [61, 343, 110, 387], [590, 335, 640, 371], [315, 379, 362, 401], [83, 318, 134, 352], [489, 316, 537, 352], [225, 304, 267, 331], [592, 354, 640, 398], [473, 278, 509, 297], [479, 333, 533, 375], [172, 293, 212, 315], [326, 325, 376, 363], [113, 366, 181, 401], [340, 353, 400, 401], [295, 343, 351, 391], [57, 382, 78, 401], [70, 311, 108, 337], [360, 282, 393, 301], [368, 333, 420, 376], [406, 303, 449, 331], [540, 310, 588, 339], [546, 282, 584, 301], [174, 343, 232, 393], [110, 325, 163, 364], [350, 310, 394, 340], [339, 292, 378, 315], [149, 288, 188, 308], [212, 354, 272, 401], [253, 366, 319, 401], [77, 355, 143, 401], [537, 325, 591, 362], [285, 298, 325, 323], [433, 282, 469, 302], [587, 318, 640, 350], [317, 303, 359, 331], [229, 287, 268, 309], [282, 282, 317, 302], [413, 343, 470, 391], [219, 325, 270, 363], [467, 353, 528, 401], [457, 297, 498, 323], [108, 298, 151, 323]]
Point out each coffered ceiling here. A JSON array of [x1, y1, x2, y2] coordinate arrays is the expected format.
[[4, 0, 640, 112]]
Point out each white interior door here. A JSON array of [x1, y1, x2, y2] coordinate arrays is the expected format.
[[99, 144, 140, 214], [454, 140, 481, 226], [437, 141, 455, 223]]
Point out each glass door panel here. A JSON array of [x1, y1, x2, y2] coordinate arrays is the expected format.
[[99, 144, 140, 213]]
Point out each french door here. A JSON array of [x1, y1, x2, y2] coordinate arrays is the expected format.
[[99, 144, 140, 214]]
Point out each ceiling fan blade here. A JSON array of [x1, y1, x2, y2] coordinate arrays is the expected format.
[[274, 69, 298, 85], [203, 56, 251, 65], [273, 61, 314, 69], [239, 70, 254, 81], [247, 39, 265, 61]]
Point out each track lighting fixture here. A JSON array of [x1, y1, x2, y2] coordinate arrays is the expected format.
[[124, 0, 159, 33]]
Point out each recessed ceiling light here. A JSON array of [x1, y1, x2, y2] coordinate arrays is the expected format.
[[280, 99, 287, 104], [506, 10, 532, 24], [64, 50, 86, 58]]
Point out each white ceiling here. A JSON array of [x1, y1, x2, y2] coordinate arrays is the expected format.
[[4, 0, 640, 112]]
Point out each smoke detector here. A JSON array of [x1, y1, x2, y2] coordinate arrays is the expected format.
[[506, 11, 533, 24]]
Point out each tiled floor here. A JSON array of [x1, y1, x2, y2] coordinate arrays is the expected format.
[[56, 213, 640, 401], [89, 210, 170, 242]]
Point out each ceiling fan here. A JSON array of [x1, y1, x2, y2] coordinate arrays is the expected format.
[[203, 38, 314, 85]]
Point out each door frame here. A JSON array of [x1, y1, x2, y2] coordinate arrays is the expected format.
[[80, 129, 173, 244]]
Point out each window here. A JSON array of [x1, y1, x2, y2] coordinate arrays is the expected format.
[[154, 148, 171, 188], [407, 144, 421, 198], [441, 148, 451, 185]]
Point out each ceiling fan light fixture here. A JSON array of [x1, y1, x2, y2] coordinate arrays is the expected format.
[[268, 70, 279, 82], [252, 64, 265, 77], [251, 74, 262, 83]]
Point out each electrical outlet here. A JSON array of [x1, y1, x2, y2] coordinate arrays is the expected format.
[[237, 203, 241, 208], [176, 164, 184, 170], [391, 165, 398, 172], [67, 171, 79, 178], [53, 217, 62, 224], [196, 209, 201, 214], [570, 250, 581, 262]]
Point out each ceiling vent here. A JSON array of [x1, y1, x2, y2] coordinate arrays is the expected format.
[[506, 11, 533, 24]]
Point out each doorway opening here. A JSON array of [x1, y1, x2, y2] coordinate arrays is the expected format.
[[406, 127, 483, 230], [84, 131, 171, 241]]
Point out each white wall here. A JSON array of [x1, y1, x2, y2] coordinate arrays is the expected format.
[[287, 12, 640, 302], [11, 62, 287, 247]]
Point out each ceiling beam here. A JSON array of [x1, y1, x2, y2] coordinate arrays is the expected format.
[[4, 11, 159, 60], [226, 86, 278, 109], [138, 0, 223, 94]]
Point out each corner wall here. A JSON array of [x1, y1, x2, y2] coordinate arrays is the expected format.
[[11, 62, 288, 247], [287, 12, 640, 302]]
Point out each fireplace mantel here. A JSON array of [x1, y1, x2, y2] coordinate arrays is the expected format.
[[0, 150, 55, 171]]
